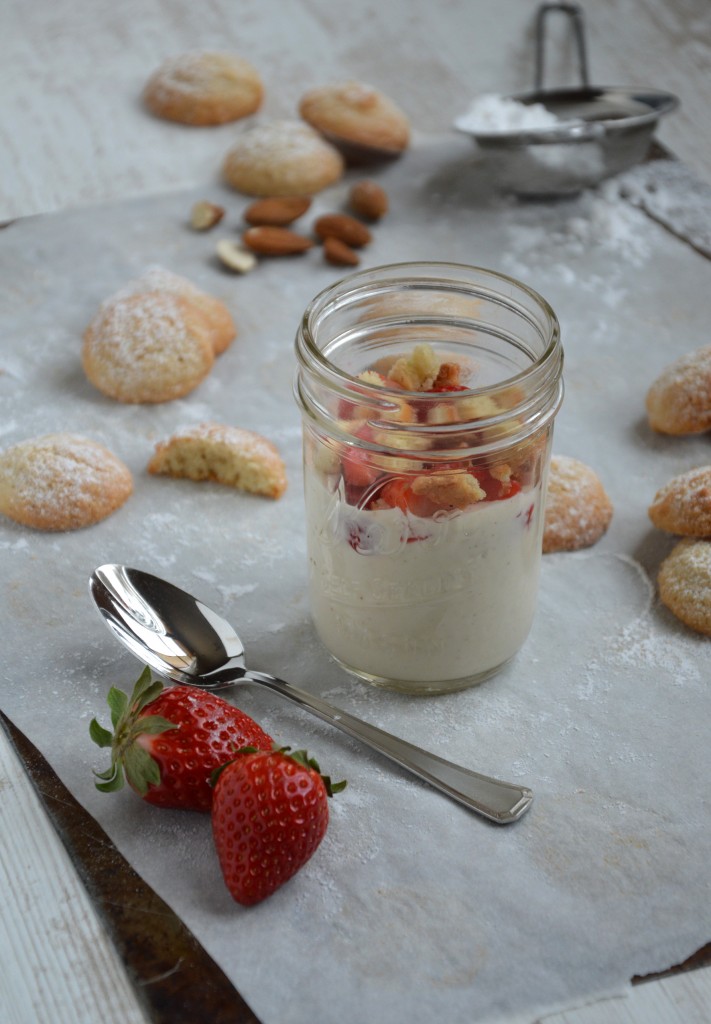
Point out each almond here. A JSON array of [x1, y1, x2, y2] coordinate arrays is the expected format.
[[314, 213, 371, 248], [244, 196, 312, 226], [242, 226, 314, 256], [190, 200, 225, 231], [349, 180, 388, 221], [324, 236, 360, 267], [216, 239, 257, 273]]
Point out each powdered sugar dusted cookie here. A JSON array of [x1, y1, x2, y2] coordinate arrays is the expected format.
[[648, 466, 711, 537], [143, 51, 263, 126], [658, 538, 711, 636], [222, 119, 344, 196], [83, 290, 214, 403], [0, 434, 133, 531], [121, 266, 236, 355], [543, 455, 613, 553], [646, 345, 711, 435], [148, 423, 287, 499], [299, 80, 410, 158]]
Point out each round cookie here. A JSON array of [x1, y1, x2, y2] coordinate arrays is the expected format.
[[543, 455, 613, 553], [83, 290, 214, 403], [0, 433, 133, 531], [122, 266, 236, 355], [299, 80, 410, 158], [222, 119, 344, 196], [658, 538, 711, 636], [646, 345, 711, 435], [648, 466, 711, 537], [148, 422, 287, 499], [143, 51, 263, 126]]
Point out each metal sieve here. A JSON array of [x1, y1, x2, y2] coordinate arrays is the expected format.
[[454, 2, 679, 197]]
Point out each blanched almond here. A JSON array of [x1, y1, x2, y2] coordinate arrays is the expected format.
[[244, 196, 312, 226], [216, 239, 257, 273], [314, 213, 371, 248], [242, 226, 313, 255], [190, 200, 225, 231]]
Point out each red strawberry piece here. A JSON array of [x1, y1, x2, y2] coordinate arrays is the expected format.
[[377, 475, 414, 512], [341, 447, 380, 490], [428, 383, 470, 393], [470, 467, 522, 501], [90, 667, 273, 811], [211, 748, 346, 906], [376, 476, 437, 518]]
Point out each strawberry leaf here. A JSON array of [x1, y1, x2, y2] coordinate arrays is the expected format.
[[135, 714, 178, 736], [107, 686, 128, 728], [123, 744, 161, 796], [209, 746, 260, 787], [322, 775, 348, 797], [128, 667, 164, 713], [91, 667, 169, 796], [89, 718, 113, 749], [285, 749, 347, 797], [93, 762, 125, 793]]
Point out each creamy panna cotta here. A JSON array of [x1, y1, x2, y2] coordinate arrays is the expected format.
[[294, 263, 563, 694], [305, 469, 544, 692], [300, 338, 551, 692]]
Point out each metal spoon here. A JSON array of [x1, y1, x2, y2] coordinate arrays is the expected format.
[[89, 564, 533, 824]]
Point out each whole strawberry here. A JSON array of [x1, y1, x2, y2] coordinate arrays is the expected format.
[[211, 747, 345, 905], [90, 666, 273, 811]]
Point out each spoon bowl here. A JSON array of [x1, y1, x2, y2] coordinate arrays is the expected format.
[[90, 564, 533, 825]]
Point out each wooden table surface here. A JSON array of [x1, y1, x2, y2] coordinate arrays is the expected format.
[[1, 1, 710, 1022]]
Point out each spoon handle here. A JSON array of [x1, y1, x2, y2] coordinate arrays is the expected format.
[[246, 671, 532, 824]]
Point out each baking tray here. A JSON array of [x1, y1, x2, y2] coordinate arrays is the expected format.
[[1, 135, 710, 1024]]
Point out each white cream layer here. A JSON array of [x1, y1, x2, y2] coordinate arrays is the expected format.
[[305, 471, 544, 688]]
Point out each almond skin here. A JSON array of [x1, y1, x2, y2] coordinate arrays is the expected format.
[[349, 180, 388, 221], [244, 196, 312, 226], [324, 236, 360, 267], [242, 226, 314, 256], [314, 213, 371, 248]]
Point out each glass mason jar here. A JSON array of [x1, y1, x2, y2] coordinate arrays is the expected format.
[[294, 262, 563, 695]]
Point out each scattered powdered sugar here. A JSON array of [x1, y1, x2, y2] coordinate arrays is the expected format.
[[501, 180, 653, 289], [147, 51, 257, 96], [610, 615, 705, 684], [543, 455, 613, 552], [110, 264, 200, 305], [616, 158, 711, 260], [167, 422, 275, 457], [191, 569, 259, 602], [226, 119, 330, 160], [336, 81, 380, 106], [658, 538, 711, 635], [0, 433, 131, 527], [91, 291, 194, 360], [645, 345, 711, 434], [84, 289, 213, 401], [454, 93, 570, 134]]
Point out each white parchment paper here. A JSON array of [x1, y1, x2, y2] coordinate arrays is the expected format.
[[1, 137, 709, 1024]]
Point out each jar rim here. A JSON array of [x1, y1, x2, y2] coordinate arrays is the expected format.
[[298, 260, 561, 397]]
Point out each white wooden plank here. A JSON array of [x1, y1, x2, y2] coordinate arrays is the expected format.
[[1, 0, 710, 221], [0, 1, 710, 1022], [540, 970, 711, 1024], [0, 732, 148, 1024]]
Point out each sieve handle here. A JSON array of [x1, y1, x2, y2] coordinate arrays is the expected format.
[[534, 2, 590, 92]]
